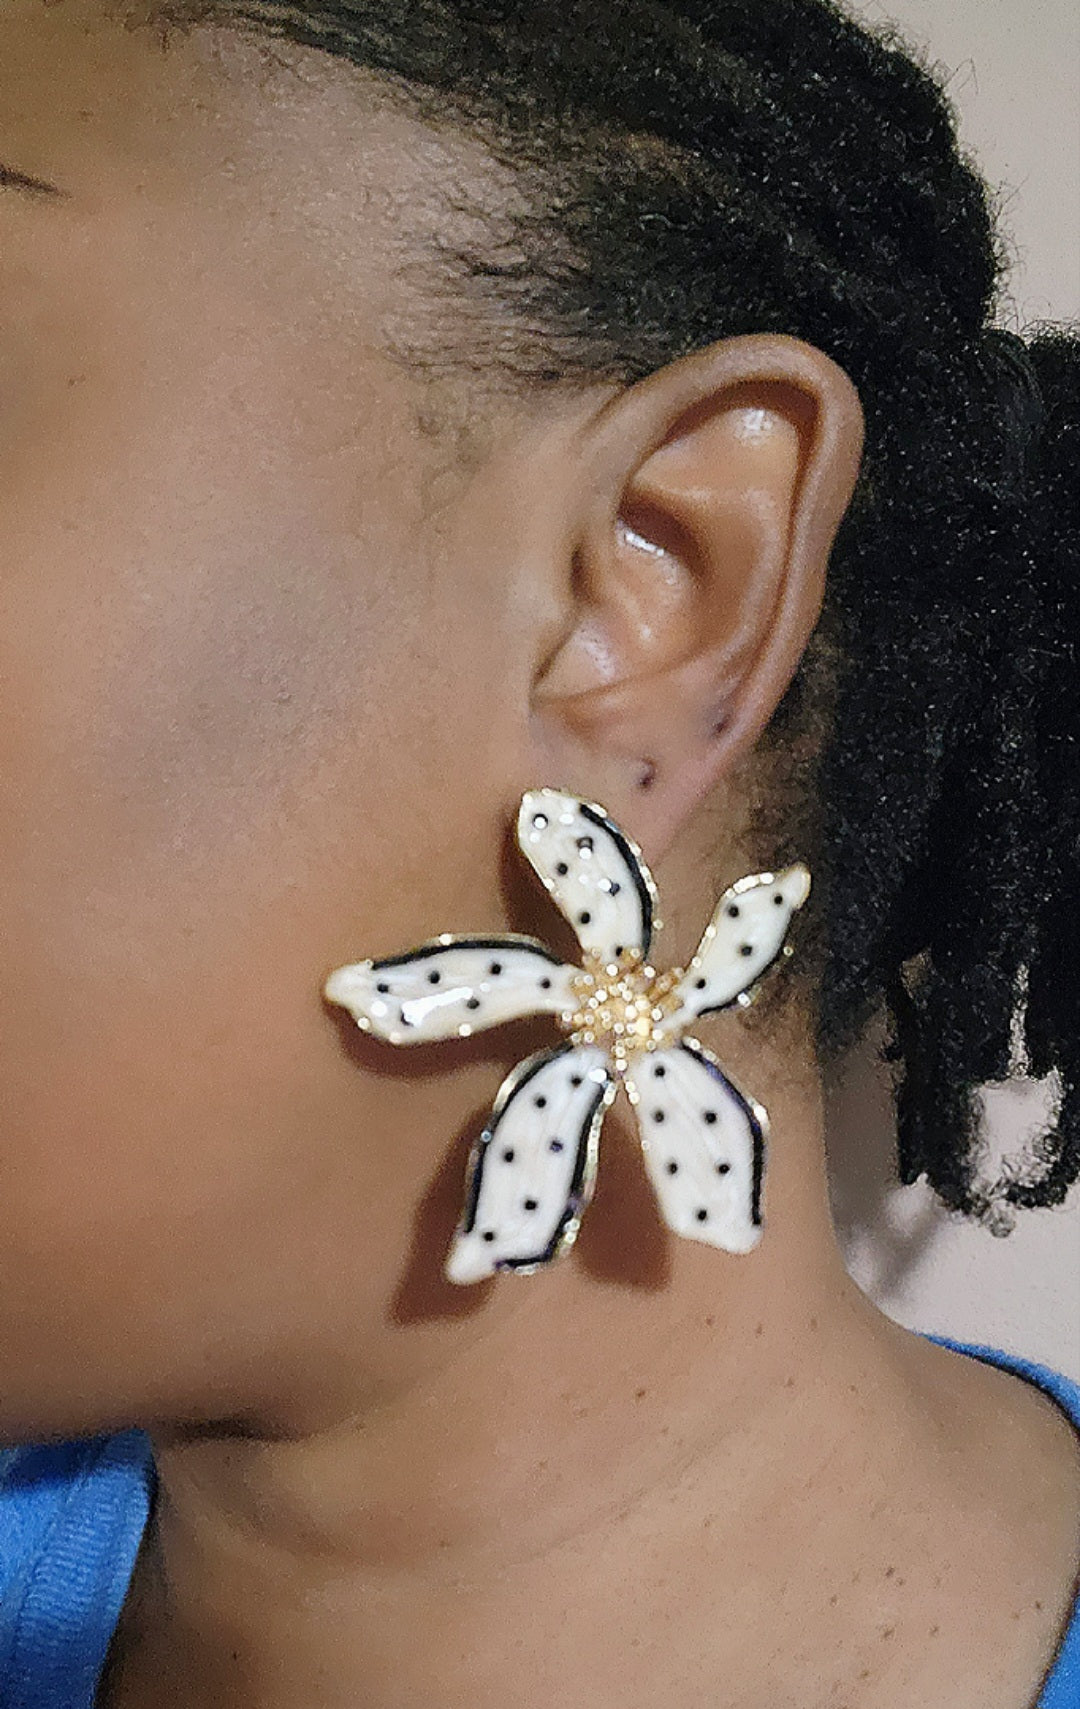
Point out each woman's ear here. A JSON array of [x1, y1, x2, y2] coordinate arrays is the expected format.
[[530, 333, 864, 853]]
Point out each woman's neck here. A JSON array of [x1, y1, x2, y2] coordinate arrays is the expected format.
[[97, 1023, 1080, 1709]]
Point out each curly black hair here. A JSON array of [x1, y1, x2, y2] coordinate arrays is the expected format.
[[146, 0, 1079, 1228]]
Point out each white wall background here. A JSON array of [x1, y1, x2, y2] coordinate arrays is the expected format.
[[829, 0, 1080, 1380]]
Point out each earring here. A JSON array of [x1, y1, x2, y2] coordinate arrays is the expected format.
[[324, 788, 810, 1284]]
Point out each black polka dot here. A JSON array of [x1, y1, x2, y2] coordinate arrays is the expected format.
[[727, 904, 740, 919], [427, 970, 441, 984], [555, 861, 569, 876], [773, 893, 784, 905], [523, 1198, 538, 1211], [376, 982, 390, 994], [502, 1148, 515, 1162], [534, 1094, 547, 1109], [703, 1110, 717, 1125], [482, 1230, 496, 1242], [739, 944, 753, 957], [716, 1162, 731, 1175], [576, 836, 594, 852], [608, 881, 622, 896], [489, 961, 503, 976], [570, 1074, 583, 1087], [696, 1207, 709, 1222], [549, 1138, 565, 1152], [532, 813, 548, 828], [654, 1064, 666, 1078], [466, 997, 481, 1010], [653, 1109, 666, 1123], [579, 911, 592, 925], [540, 977, 552, 989], [666, 1159, 679, 1175], [695, 977, 707, 990], [613, 945, 624, 956]]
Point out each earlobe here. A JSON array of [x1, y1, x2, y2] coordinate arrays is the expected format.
[[530, 334, 863, 838]]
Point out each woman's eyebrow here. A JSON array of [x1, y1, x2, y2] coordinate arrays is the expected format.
[[0, 164, 71, 199]]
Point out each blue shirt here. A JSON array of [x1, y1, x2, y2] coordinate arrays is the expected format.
[[1, 1337, 1077, 1707]]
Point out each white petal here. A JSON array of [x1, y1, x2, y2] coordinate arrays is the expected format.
[[669, 864, 810, 1024], [324, 936, 578, 1044], [445, 1043, 615, 1284], [623, 1039, 767, 1254], [516, 788, 660, 962]]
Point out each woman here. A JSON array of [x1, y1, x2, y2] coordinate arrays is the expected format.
[[0, 0, 1077, 1703]]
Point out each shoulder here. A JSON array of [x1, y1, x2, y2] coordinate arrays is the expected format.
[[919, 1335, 1080, 1709], [925, 1334, 1080, 1419]]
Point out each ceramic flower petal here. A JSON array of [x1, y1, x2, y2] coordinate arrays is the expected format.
[[516, 788, 660, 963], [668, 865, 811, 1026], [324, 935, 579, 1044], [623, 1038, 767, 1254], [445, 1042, 615, 1284]]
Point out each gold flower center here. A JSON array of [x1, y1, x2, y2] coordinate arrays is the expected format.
[[557, 947, 686, 1072]]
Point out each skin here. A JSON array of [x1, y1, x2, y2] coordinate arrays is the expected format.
[[1, 2, 1078, 1705]]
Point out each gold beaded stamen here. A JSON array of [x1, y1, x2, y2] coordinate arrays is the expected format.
[[556, 946, 687, 1074]]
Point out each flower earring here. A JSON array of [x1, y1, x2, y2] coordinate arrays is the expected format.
[[324, 788, 810, 1284]]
